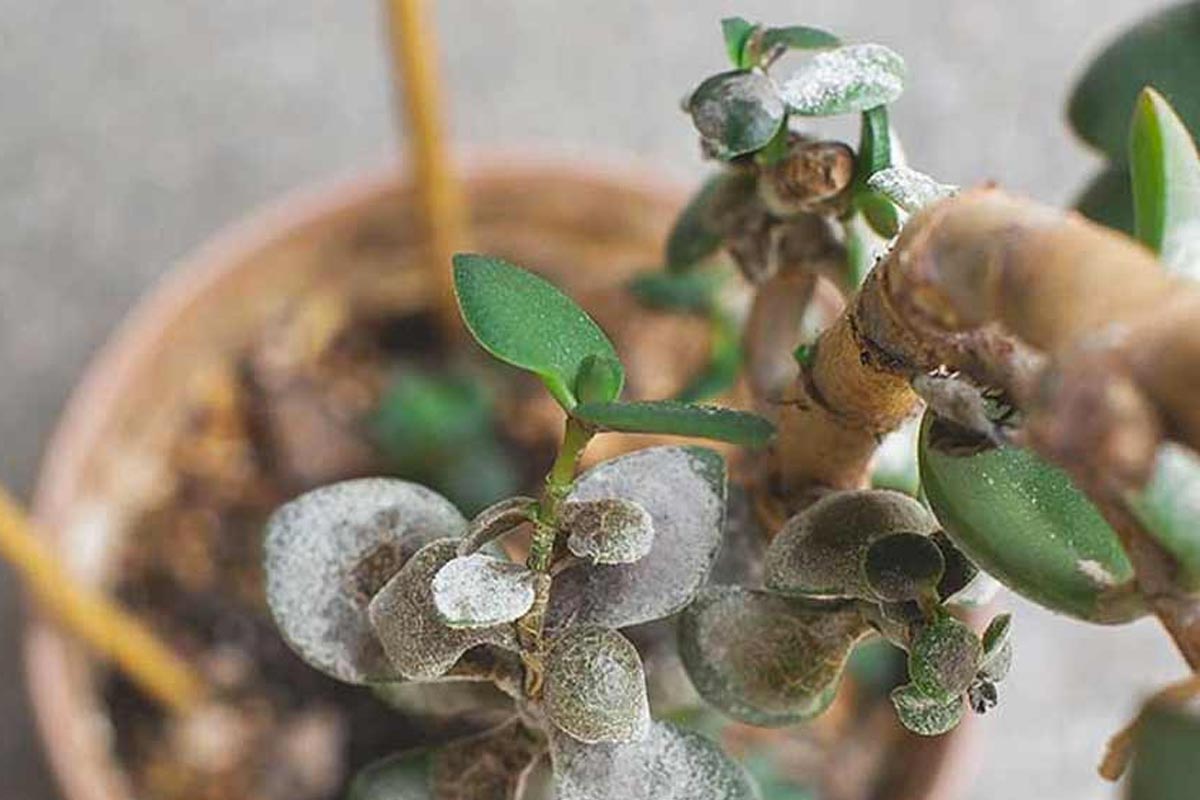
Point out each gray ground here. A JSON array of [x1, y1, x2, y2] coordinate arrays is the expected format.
[[0, 1, 1188, 798]]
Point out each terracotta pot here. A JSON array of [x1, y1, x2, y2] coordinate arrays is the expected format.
[[25, 156, 978, 800]]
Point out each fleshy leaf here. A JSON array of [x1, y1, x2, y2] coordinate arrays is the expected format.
[[432, 553, 538, 628], [853, 104, 901, 237], [264, 478, 467, 684], [1075, 163, 1135, 236], [866, 166, 958, 213], [781, 44, 906, 117], [458, 496, 536, 556], [347, 750, 433, 800], [572, 400, 775, 447], [979, 613, 1013, 682], [688, 70, 787, 159], [430, 719, 545, 800], [760, 25, 841, 54], [890, 683, 965, 737], [720, 17, 757, 69], [547, 446, 727, 631], [1130, 88, 1200, 279], [563, 498, 655, 565], [908, 613, 981, 699], [1128, 697, 1200, 800], [679, 585, 868, 726], [453, 254, 622, 409], [919, 411, 1145, 623], [765, 489, 939, 600], [1128, 443, 1200, 591], [368, 540, 519, 680], [545, 626, 650, 744], [549, 720, 758, 800], [575, 354, 625, 405], [863, 532, 946, 603]]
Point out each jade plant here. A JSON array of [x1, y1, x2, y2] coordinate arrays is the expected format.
[[263, 9, 1200, 799]]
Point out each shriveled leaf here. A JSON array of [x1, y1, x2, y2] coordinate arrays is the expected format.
[[458, 496, 536, 556], [547, 446, 727, 631], [574, 354, 625, 405], [919, 411, 1145, 623], [347, 750, 432, 800], [665, 172, 757, 273], [720, 17, 758, 68], [1130, 88, 1200, 279], [908, 613, 981, 699], [760, 25, 841, 53], [572, 400, 775, 448], [979, 613, 1013, 682], [863, 532, 946, 603], [688, 70, 786, 159], [453, 254, 622, 409], [550, 720, 758, 800], [890, 683, 964, 737], [765, 489, 939, 600], [545, 626, 650, 744], [1075, 163, 1135, 236], [1128, 697, 1200, 800], [432, 553, 538, 628], [264, 478, 467, 684], [781, 44, 906, 117], [679, 585, 868, 726], [1129, 443, 1200, 591], [866, 166, 957, 213], [562, 498, 655, 565], [431, 719, 545, 800], [1067, 2, 1200, 162], [368, 540, 519, 680]]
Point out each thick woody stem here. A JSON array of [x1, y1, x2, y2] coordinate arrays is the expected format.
[[773, 187, 1200, 666]]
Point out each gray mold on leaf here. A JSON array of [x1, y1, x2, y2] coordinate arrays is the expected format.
[[550, 720, 758, 800], [866, 166, 957, 213], [430, 718, 546, 800], [368, 539, 519, 681], [890, 683, 964, 736], [432, 553, 538, 628], [688, 70, 786, 159], [264, 478, 467, 684], [546, 446, 727, 632], [909, 614, 982, 699], [863, 532, 946, 602], [765, 489, 939, 601], [563, 498, 655, 565], [458, 496, 537, 556], [545, 626, 651, 744], [679, 585, 868, 726], [781, 43, 906, 116]]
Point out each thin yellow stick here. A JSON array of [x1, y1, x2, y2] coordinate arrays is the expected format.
[[385, 0, 470, 334], [0, 483, 206, 714]]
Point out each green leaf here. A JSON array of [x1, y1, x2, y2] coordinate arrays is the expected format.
[[853, 105, 901, 237], [781, 44, 906, 117], [666, 172, 757, 273], [545, 626, 650, 743], [572, 400, 774, 447], [562, 498, 655, 565], [721, 17, 758, 68], [372, 371, 492, 459], [1067, 1, 1200, 162], [760, 25, 841, 53], [863, 532, 946, 603], [629, 269, 724, 313], [918, 411, 1145, 623], [1075, 163, 1135, 236], [908, 613, 981, 699], [453, 254, 622, 409], [688, 70, 787, 160], [979, 613, 1013, 682], [263, 479, 467, 684], [866, 166, 958, 213], [1128, 443, 1200, 591], [890, 683, 964, 737], [1128, 698, 1200, 800], [575, 354, 625, 405], [431, 553, 538, 628], [679, 585, 868, 725], [1130, 88, 1200, 278]]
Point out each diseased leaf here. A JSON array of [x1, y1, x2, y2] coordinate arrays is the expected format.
[[1130, 88, 1200, 279], [890, 683, 965, 737], [1128, 443, 1200, 591], [430, 719, 545, 800], [764, 489, 939, 600], [863, 532, 946, 603], [453, 254, 622, 409], [908, 613, 982, 699], [545, 626, 650, 744], [665, 172, 757, 273], [372, 678, 514, 723], [760, 25, 841, 54], [688, 70, 787, 159], [572, 400, 775, 448], [979, 613, 1013, 682], [368, 540, 519, 680], [550, 721, 758, 800], [264, 478, 467, 684], [547, 446, 727, 631], [866, 166, 958, 213], [679, 585, 868, 726], [721, 17, 758, 69], [432, 553, 538, 628], [458, 496, 536, 556], [919, 411, 1146, 623], [1128, 697, 1200, 800], [347, 750, 432, 800], [781, 44, 906, 117], [563, 498, 655, 565]]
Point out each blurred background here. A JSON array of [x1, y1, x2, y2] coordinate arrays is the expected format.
[[0, 1, 1187, 798]]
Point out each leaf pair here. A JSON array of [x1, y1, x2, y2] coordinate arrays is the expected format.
[[454, 254, 773, 447], [720, 17, 840, 71]]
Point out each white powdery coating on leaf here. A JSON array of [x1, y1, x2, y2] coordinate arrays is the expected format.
[[458, 496, 537, 556], [563, 498, 655, 565], [781, 43, 906, 116], [263, 478, 467, 684], [546, 446, 727, 631], [545, 626, 650, 744], [550, 721, 758, 800], [432, 553, 538, 628], [866, 166, 958, 213]]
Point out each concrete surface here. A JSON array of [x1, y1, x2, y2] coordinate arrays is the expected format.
[[0, 1, 1187, 798]]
